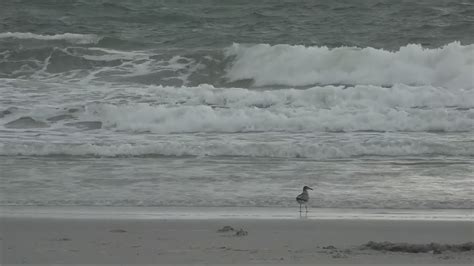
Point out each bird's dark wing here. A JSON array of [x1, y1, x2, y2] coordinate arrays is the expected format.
[[296, 193, 308, 202]]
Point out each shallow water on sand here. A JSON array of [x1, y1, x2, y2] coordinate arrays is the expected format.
[[1, 154, 472, 209]]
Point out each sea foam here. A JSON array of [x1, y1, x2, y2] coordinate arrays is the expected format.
[[84, 84, 474, 134]]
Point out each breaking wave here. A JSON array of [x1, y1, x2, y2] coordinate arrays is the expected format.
[[1, 84, 474, 134], [225, 42, 474, 89]]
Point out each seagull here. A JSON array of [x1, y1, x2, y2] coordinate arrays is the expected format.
[[296, 186, 313, 213]]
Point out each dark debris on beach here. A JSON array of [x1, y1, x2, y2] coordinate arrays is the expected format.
[[361, 241, 474, 254], [217, 225, 248, 236], [109, 229, 127, 233], [217, 225, 234, 232]]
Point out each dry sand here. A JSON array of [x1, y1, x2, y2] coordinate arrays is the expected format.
[[1, 207, 473, 265]]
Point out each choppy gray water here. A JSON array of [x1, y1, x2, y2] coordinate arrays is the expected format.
[[1, 0, 473, 208]]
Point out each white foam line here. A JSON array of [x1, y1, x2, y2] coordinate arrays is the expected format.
[[0, 32, 101, 44]]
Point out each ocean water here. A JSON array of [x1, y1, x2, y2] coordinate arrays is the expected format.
[[1, 0, 473, 209]]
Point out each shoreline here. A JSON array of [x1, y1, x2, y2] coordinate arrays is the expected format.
[[1, 206, 473, 221]]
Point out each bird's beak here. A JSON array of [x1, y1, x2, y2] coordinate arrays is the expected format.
[[308, 187, 313, 190]]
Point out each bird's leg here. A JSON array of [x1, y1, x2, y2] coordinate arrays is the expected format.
[[299, 204, 302, 213], [305, 204, 308, 213]]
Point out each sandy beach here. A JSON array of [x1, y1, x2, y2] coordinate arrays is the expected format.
[[1, 207, 473, 265]]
